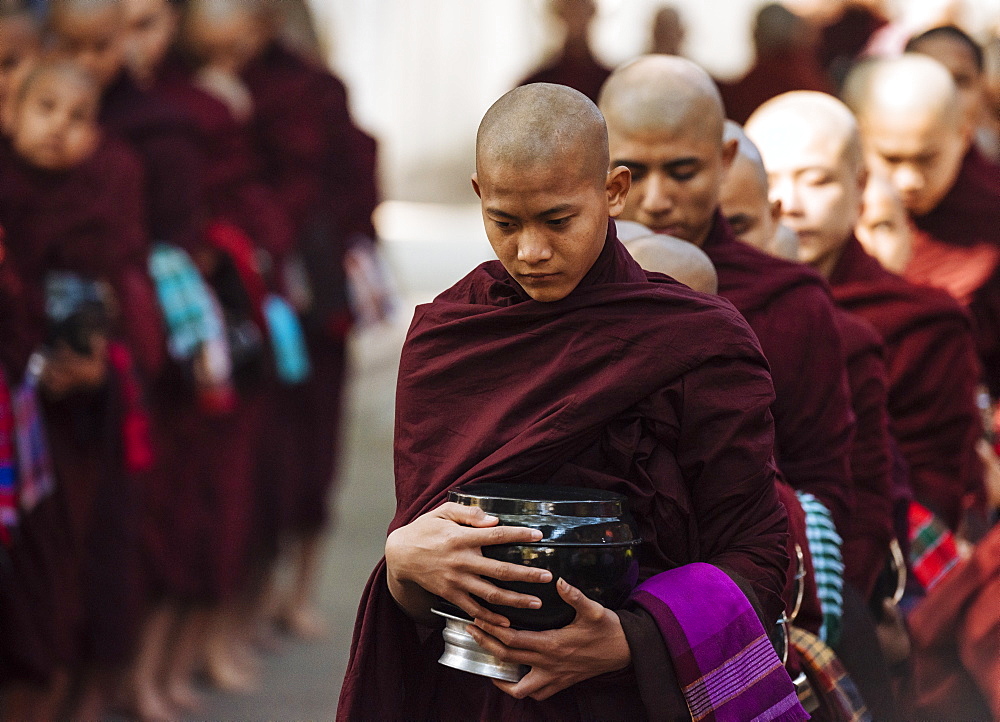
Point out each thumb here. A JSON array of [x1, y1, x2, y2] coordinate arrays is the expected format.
[[556, 577, 594, 611], [437, 501, 500, 528]]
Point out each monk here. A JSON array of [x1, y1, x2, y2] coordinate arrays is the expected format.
[[0, 3, 40, 115], [855, 174, 912, 274], [0, 59, 163, 721], [599, 55, 856, 537], [340, 83, 803, 721], [518, 0, 610, 103], [747, 89, 983, 536], [721, 120, 894, 600], [716, 3, 832, 124], [622, 232, 718, 294], [844, 54, 1000, 410]]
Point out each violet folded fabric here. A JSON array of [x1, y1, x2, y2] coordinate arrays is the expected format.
[[631, 562, 808, 722]]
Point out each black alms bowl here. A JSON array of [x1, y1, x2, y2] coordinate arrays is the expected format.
[[447, 483, 641, 631]]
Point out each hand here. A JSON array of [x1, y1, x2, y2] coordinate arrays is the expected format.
[[468, 578, 631, 701], [385, 502, 553, 626], [40, 335, 109, 399]]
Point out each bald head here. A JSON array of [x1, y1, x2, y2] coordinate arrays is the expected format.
[[600, 55, 735, 245], [719, 120, 784, 255], [624, 233, 718, 293], [856, 174, 912, 273], [48, 0, 125, 88], [843, 54, 972, 216], [477, 83, 609, 188], [745, 92, 866, 276], [183, 0, 272, 72], [600, 54, 725, 145]]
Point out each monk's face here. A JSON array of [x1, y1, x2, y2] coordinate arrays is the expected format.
[[909, 37, 984, 129], [855, 176, 912, 273], [610, 122, 735, 247], [860, 107, 969, 217], [184, 11, 266, 74], [50, 5, 126, 89], [719, 154, 780, 252], [0, 16, 40, 113], [11, 72, 99, 170], [472, 153, 629, 302], [752, 120, 863, 270], [123, 0, 178, 85]]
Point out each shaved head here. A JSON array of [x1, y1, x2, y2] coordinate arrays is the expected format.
[[472, 83, 630, 303], [745, 91, 866, 276], [843, 54, 972, 216], [599, 54, 725, 147], [477, 83, 609, 189], [624, 233, 718, 293], [183, 0, 271, 72], [600, 55, 735, 246], [856, 174, 912, 273], [48, 0, 125, 88], [719, 120, 784, 256]]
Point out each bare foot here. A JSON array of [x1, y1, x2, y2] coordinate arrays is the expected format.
[[115, 686, 176, 722], [278, 605, 329, 641], [164, 679, 204, 713], [204, 647, 260, 694]]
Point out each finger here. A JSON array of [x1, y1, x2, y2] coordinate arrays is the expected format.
[[467, 625, 545, 669], [449, 593, 512, 628], [473, 619, 548, 653], [466, 576, 543, 611], [495, 669, 553, 701], [466, 555, 552, 585], [469, 523, 545, 548], [556, 577, 604, 622], [436, 501, 502, 528]]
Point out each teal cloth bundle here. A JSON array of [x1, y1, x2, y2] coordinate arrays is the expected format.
[[263, 294, 311, 385], [796, 491, 845, 646], [148, 243, 225, 361]]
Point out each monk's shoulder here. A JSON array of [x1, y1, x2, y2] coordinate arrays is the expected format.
[[833, 309, 883, 361]]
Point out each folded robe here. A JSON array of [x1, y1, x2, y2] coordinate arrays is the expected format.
[[339, 221, 790, 721]]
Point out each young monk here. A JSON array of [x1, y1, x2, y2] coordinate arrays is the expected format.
[[340, 83, 804, 721], [0, 4, 39, 115], [854, 173, 913, 274], [843, 54, 1000, 413], [0, 59, 163, 721], [599, 55, 857, 539], [622, 232, 718, 293]]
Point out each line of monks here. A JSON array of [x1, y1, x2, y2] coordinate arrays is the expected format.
[[340, 18, 1000, 722], [0, 0, 381, 720]]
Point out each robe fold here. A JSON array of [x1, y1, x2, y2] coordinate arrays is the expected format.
[[338, 221, 789, 721], [829, 237, 983, 530], [702, 212, 855, 533], [906, 147, 1000, 396], [833, 310, 894, 599]]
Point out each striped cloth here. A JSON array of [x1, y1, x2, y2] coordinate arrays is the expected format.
[[0, 367, 16, 545], [797, 491, 844, 646], [790, 626, 871, 722], [12, 357, 55, 513], [148, 243, 225, 361], [908, 500, 961, 591], [631, 563, 808, 722]]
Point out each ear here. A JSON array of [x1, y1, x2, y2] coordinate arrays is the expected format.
[[606, 165, 631, 217], [471, 173, 482, 199], [721, 137, 739, 172], [769, 197, 782, 224]]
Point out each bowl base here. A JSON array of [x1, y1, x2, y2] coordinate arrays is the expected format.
[[432, 608, 528, 683]]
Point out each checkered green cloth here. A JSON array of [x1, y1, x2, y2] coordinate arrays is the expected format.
[[148, 243, 224, 361], [796, 491, 844, 646]]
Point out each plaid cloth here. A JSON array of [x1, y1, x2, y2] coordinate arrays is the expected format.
[[790, 626, 871, 721], [263, 294, 311, 385], [908, 500, 961, 591], [12, 358, 55, 513], [0, 367, 16, 545], [631, 563, 808, 722], [148, 243, 225, 361], [797, 491, 844, 646]]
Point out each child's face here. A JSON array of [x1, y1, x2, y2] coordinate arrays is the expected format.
[[11, 72, 99, 170], [185, 9, 266, 74], [123, 0, 177, 84], [49, 5, 126, 90], [0, 16, 40, 112]]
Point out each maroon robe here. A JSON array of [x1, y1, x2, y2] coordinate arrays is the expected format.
[[833, 309, 894, 598], [829, 237, 983, 530], [717, 48, 832, 124], [702, 213, 855, 533], [907, 148, 1000, 396], [519, 49, 611, 104], [243, 43, 376, 537], [339, 222, 789, 721]]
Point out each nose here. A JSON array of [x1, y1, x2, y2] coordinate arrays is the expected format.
[[517, 228, 553, 266], [771, 177, 803, 217], [639, 172, 674, 216], [892, 164, 924, 196]]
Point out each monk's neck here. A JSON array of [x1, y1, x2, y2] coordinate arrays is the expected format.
[[813, 242, 850, 280]]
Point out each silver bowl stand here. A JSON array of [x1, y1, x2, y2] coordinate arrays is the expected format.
[[431, 608, 528, 683]]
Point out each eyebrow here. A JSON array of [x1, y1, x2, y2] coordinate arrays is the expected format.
[[613, 157, 700, 170], [485, 204, 575, 220]]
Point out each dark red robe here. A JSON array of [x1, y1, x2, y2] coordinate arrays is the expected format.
[[519, 48, 612, 103], [833, 309, 894, 599], [829, 237, 983, 530], [339, 222, 789, 721], [701, 213, 856, 533], [906, 148, 1000, 396], [717, 48, 832, 124]]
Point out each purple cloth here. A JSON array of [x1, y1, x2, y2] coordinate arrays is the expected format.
[[631, 563, 808, 722]]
